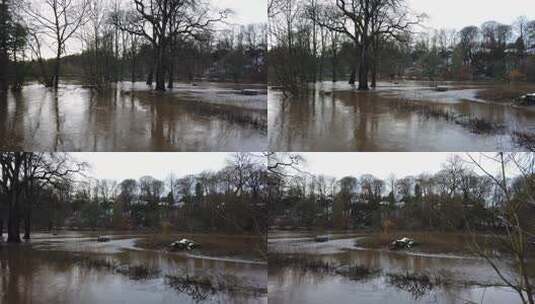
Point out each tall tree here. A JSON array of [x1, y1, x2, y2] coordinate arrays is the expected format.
[[332, 0, 420, 90], [114, 0, 229, 91], [23, 0, 90, 89]]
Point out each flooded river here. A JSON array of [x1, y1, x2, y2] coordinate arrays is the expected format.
[[268, 231, 531, 304], [0, 81, 267, 151], [0, 231, 267, 304], [269, 81, 535, 151]]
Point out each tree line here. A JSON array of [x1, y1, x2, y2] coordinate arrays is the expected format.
[[268, 0, 535, 96], [268, 152, 535, 304], [269, 154, 534, 233], [0, 0, 267, 93], [0, 152, 268, 243]]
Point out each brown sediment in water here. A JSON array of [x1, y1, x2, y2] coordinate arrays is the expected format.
[[130, 90, 267, 130], [0, 82, 267, 151], [270, 81, 535, 151]]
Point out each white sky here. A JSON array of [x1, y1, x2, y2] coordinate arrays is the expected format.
[[299, 153, 522, 180], [213, 0, 267, 25], [409, 0, 535, 30], [68, 152, 525, 183], [71, 152, 232, 181], [32, 0, 267, 58]]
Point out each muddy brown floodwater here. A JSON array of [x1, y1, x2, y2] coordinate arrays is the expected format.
[[0, 231, 267, 304], [0, 81, 267, 151], [269, 81, 535, 151], [268, 231, 533, 304]]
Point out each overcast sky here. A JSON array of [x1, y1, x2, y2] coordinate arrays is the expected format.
[[298, 153, 522, 179], [34, 0, 267, 58], [409, 0, 535, 30], [71, 152, 232, 181], [213, 0, 267, 25]]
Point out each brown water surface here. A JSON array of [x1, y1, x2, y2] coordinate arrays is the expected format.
[[268, 231, 532, 304], [268, 81, 535, 151], [0, 231, 267, 304], [0, 81, 267, 151]]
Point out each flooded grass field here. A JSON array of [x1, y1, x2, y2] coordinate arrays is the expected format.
[[0, 231, 267, 304], [268, 230, 534, 304], [268, 81, 535, 151], [0, 81, 267, 151]]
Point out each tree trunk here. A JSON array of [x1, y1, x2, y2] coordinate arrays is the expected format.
[[349, 67, 356, 85], [358, 42, 370, 91], [371, 59, 377, 89], [131, 51, 136, 83], [332, 50, 337, 82], [167, 67, 174, 89], [53, 45, 61, 89], [371, 38, 379, 89], [146, 52, 154, 86], [7, 191, 21, 243], [167, 50, 174, 89], [155, 46, 166, 91], [146, 69, 153, 86], [331, 35, 337, 83], [23, 200, 31, 240]]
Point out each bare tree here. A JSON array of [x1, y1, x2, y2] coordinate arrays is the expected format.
[[23, 0, 90, 89], [0, 153, 86, 242], [331, 0, 421, 90], [113, 0, 229, 91], [265, 152, 304, 176], [467, 152, 535, 304]]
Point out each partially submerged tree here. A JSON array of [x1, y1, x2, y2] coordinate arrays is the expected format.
[[330, 0, 422, 90], [0, 153, 86, 242], [23, 0, 90, 88], [113, 0, 230, 91]]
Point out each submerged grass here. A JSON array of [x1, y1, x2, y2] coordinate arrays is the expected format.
[[165, 273, 267, 301], [386, 272, 448, 299], [73, 255, 161, 280], [395, 100, 505, 135], [269, 253, 378, 281], [394, 97, 535, 151]]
